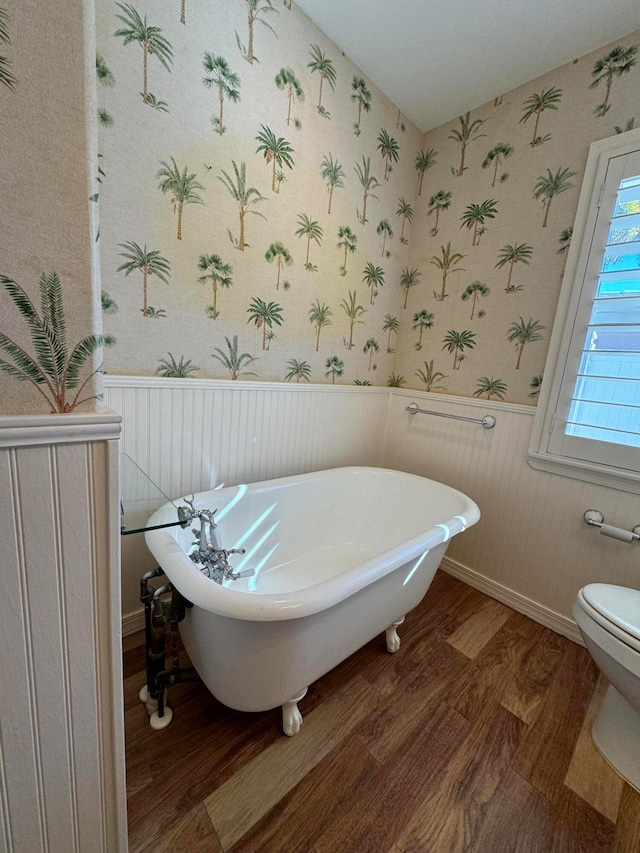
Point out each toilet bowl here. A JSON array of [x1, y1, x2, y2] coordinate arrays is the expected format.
[[573, 583, 640, 791]]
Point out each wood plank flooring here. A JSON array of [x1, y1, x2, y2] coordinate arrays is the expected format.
[[123, 570, 640, 852]]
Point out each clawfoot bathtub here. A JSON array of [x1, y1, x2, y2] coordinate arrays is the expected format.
[[145, 466, 480, 735]]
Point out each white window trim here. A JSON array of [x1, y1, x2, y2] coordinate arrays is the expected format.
[[528, 127, 640, 495]]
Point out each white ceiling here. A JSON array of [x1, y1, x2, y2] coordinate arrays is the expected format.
[[295, 0, 640, 133]]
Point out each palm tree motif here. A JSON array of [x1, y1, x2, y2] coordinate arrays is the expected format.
[[179, 0, 186, 25], [400, 267, 421, 309], [98, 109, 115, 128], [427, 190, 452, 237], [275, 67, 304, 125], [96, 54, 115, 87], [473, 376, 507, 400], [557, 228, 572, 255], [412, 310, 435, 350], [156, 353, 198, 377], [533, 167, 576, 228], [325, 355, 344, 384], [255, 125, 294, 192], [615, 118, 636, 134], [144, 94, 168, 112], [507, 317, 545, 369], [590, 45, 638, 116], [265, 242, 292, 289], [495, 243, 533, 292], [415, 360, 447, 392], [308, 300, 332, 351], [202, 54, 240, 135], [396, 198, 413, 245], [320, 154, 345, 214], [144, 306, 166, 319], [247, 297, 284, 350], [285, 358, 311, 382], [460, 199, 498, 246], [341, 290, 366, 349], [114, 3, 173, 106], [295, 213, 323, 269], [430, 243, 466, 302], [218, 160, 266, 250], [363, 262, 385, 305], [442, 329, 476, 370], [363, 338, 380, 371], [237, 0, 278, 65], [353, 379, 372, 386], [415, 148, 437, 196], [377, 220, 393, 257], [351, 76, 372, 136], [0, 7, 16, 91], [461, 281, 490, 320], [387, 373, 406, 387], [482, 143, 514, 186], [382, 314, 399, 352], [117, 241, 171, 315], [354, 156, 380, 224], [157, 158, 204, 240], [197, 253, 232, 319], [519, 87, 562, 145], [211, 335, 257, 379], [337, 226, 358, 276], [0, 273, 115, 412], [529, 375, 543, 399], [377, 129, 400, 180], [449, 112, 487, 176], [101, 291, 119, 314], [308, 44, 336, 115]]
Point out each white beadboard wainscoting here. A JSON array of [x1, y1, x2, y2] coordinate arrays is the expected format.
[[383, 390, 640, 644], [106, 377, 640, 644], [0, 415, 127, 853], [105, 376, 389, 627]]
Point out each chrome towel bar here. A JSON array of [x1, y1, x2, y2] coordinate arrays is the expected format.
[[405, 402, 496, 429]]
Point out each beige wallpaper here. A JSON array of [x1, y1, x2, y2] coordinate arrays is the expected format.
[[95, 0, 422, 386], [2, 0, 640, 413], [396, 32, 640, 404], [0, 0, 104, 415]]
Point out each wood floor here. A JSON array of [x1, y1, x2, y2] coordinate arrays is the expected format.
[[123, 571, 640, 852]]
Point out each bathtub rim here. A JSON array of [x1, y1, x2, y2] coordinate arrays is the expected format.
[[144, 466, 480, 622]]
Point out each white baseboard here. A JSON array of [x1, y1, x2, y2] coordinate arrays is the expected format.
[[122, 608, 145, 637], [440, 557, 584, 646]]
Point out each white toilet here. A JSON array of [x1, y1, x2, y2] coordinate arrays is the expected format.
[[573, 583, 640, 791]]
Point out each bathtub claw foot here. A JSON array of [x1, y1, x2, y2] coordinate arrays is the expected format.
[[386, 616, 405, 653], [282, 688, 308, 737]]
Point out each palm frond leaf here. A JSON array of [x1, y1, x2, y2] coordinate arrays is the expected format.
[[65, 334, 115, 388]]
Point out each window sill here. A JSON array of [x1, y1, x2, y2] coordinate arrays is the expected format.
[[526, 448, 640, 494]]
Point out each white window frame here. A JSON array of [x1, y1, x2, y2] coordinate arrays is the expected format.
[[528, 128, 640, 494]]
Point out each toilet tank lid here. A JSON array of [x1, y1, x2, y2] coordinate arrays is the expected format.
[[582, 584, 640, 641]]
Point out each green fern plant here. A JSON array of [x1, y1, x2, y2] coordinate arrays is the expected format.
[[0, 272, 115, 412]]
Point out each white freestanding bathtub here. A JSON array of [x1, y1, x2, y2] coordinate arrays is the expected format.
[[145, 466, 480, 734]]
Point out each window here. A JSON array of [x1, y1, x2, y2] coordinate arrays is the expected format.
[[528, 130, 640, 492]]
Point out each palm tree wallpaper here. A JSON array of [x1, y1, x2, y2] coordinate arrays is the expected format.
[[79, 0, 640, 409]]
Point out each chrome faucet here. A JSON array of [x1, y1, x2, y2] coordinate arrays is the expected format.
[[179, 496, 250, 584]]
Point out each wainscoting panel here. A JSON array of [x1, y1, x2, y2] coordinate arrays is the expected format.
[[105, 377, 389, 624], [0, 416, 126, 853], [383, 390, 640, 630]]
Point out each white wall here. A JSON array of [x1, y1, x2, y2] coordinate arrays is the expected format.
[[0, 415, 126, 853], [107, 377, 640, 643]]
